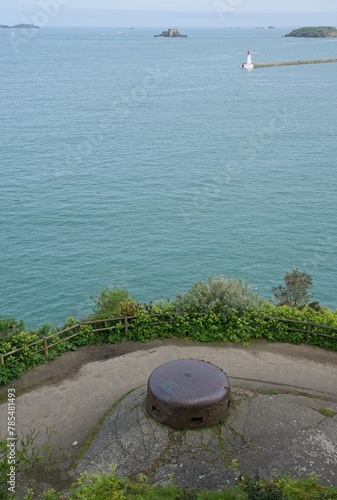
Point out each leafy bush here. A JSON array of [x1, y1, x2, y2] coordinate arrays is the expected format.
[[90, 288, 130, 320], [127, 310, 173, 342], [241, 473, 286, 499], [0, 331, 46, 367], [172, 276, 263, 318], [1, 278, 337, 385], [36, 323, 55, 338], [0, 362, 26, 385], [151, 299, 175, 315], [268, 305, 337, 350], [171, 312, 226, 342], [0, 315, 25, 340], [119, 299, 143, 317]]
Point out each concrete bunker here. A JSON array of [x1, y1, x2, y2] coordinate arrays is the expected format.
[[146, 359, 231, 430]]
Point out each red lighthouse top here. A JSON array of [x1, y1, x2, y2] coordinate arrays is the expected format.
[[247, 51, 251, 55]]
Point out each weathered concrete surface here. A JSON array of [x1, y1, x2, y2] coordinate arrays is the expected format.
[[77, 387, 169, 478], [76, 387, 241, 490], [1, 340, 337, 496], [77, 386, 337, 490], [227, 393, 337, 487], [2, 342, 336, 462]]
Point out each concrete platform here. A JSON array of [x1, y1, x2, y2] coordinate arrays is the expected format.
[[1, 340, 337, 496], [77, 386, 337, 490]]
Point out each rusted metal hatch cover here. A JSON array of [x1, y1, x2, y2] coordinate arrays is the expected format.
[[146, 359, 230, 430]]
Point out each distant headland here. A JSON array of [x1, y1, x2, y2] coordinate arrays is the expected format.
[[154, 28, 187, 38], [0, 24, 39, 29], [285, 26, 337, 38]]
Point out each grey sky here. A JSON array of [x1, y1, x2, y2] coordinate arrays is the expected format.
[[1, 0, 337, 27], [1, 0, 337, 11]]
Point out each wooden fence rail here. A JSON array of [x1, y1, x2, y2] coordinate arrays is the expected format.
[[0, 314, 336, 366], [267, 317, 337, 342]]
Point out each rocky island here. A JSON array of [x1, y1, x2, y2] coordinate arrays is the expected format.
[[0, 24, 39, 29], [285, 26, 337, 37], [154, 28, 187, 37]]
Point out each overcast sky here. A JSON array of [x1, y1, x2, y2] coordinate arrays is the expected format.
[[1, 0, 337, 27]]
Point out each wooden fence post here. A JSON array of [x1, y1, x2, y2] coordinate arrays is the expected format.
[[306, 322, 312, 343], [0, 354, 4, 366], [124, 316, 128, 336], [44, 337, 48, 360]]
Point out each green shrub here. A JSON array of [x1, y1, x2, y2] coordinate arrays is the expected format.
[[107, 321, 124, 343], [128, 310, 173, 342], [73, 325, 96, 346], [170, 312, 226, 342], [151, 300, 175, 315], [271, 305, 337, 350], [1, 279, 337, 385], [90, 288, 130, 320], [172, 276, 263, 319], [0, 362, 26, 385], [0, 331, 46, 369], [36, 323, 55, 338], [119, 299, 143, 317], [0, 315, 25, 340], [241, 473, 286, 499]]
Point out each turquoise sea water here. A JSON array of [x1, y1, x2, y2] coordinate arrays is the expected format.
[[1, 27, 337, 328]]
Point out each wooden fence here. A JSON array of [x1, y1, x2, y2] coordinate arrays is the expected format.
[[267, 316, 337, 343], [1, 314, 336, 366], [0, 314, 171, 366]]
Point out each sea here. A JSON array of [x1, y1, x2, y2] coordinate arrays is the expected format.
[[1, 27, 336, 329]]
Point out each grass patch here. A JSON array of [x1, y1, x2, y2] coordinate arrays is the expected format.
[[317, 407, 337, 418], [263, 390, 282, 396], [24, 471, 337, 499]]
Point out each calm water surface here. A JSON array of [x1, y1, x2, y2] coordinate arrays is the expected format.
[[0, 27, 336, 327]]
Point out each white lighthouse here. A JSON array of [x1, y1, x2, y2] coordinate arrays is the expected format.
[[241, 51, 254, 69]]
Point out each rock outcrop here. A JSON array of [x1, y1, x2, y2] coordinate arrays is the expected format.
[[154, 28, 187, 37]]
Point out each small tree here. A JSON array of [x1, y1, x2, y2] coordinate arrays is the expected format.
[[90, 287, 130, 319], [271, 269, 313, 308]]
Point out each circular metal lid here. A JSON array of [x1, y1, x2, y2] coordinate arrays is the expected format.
[[147, 358, 230, 408]]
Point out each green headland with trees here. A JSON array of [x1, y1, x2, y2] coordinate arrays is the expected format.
[[285, 26, 337, 37]]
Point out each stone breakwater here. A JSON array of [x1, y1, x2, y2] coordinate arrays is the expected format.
[[254, 58, 337, 68]]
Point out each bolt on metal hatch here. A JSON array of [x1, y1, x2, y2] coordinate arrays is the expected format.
[[145, 359, 230, 430]]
